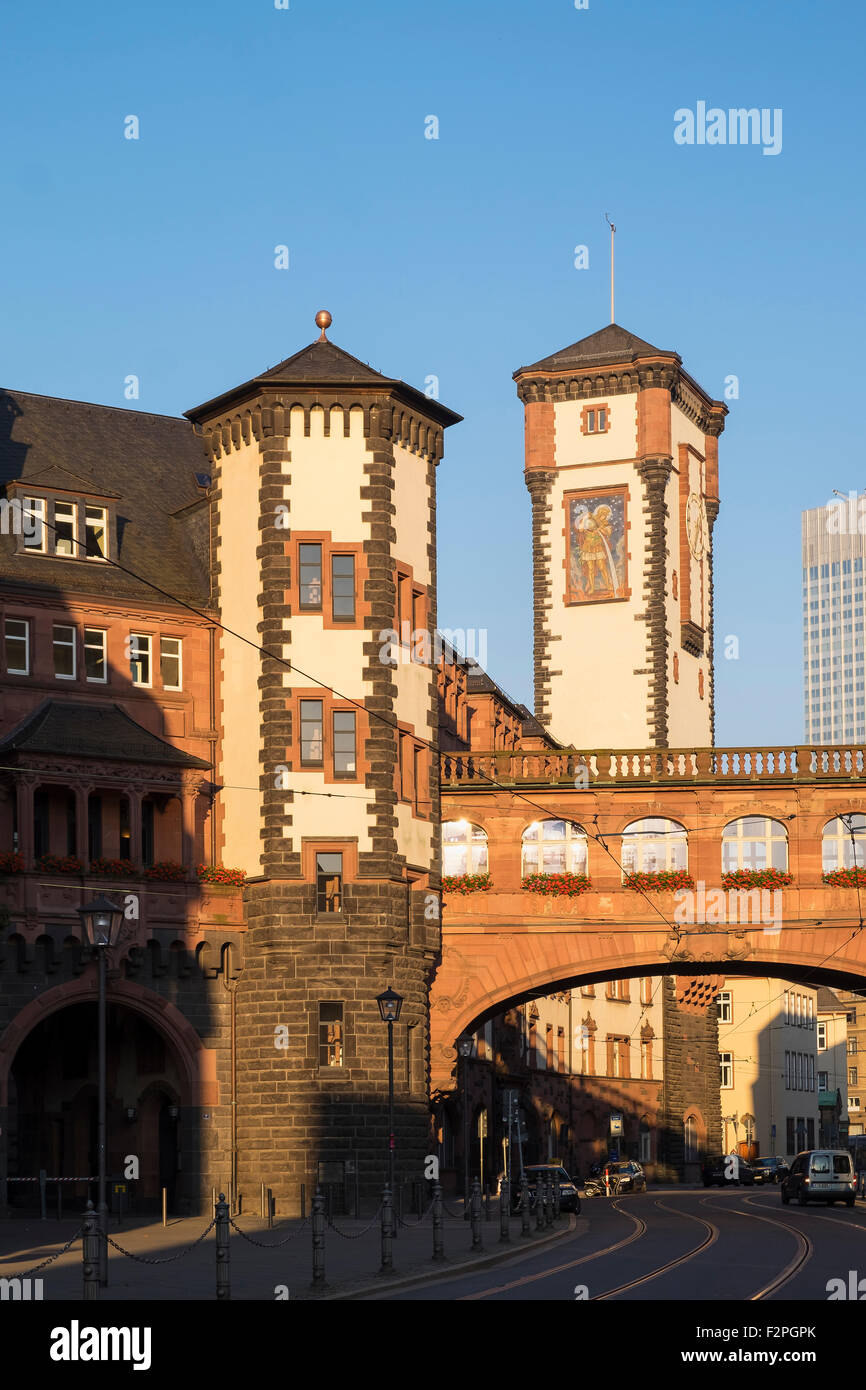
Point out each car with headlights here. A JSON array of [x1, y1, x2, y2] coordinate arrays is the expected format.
[[601, 1160, 647, 1194], [781, 1150, 856, 1207], [513, 1164, 581, 1213], [701, 1154, 756, 1187], [750, 1155, 790, 1185]]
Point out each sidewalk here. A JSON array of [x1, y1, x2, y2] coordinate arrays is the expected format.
[[0, 1202, 576, 1301]]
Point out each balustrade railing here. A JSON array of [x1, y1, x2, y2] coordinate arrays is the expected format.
[[440, 745, 866, 787]]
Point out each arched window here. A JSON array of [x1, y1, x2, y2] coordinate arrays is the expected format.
[[621, 818, 687, 876], [722, 816, 788, 872], [822, 813, 866, 871], [684, 1114, 699, 1163], [521, 819, 587, 876], [442, 820, 488, 876]]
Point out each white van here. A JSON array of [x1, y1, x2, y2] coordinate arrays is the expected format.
[[780, 1150, 856, 1207]]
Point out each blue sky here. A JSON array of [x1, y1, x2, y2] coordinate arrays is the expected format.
[[2, 0, 863, 745]]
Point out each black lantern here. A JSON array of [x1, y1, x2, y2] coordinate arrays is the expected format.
[[376, 985, 403, 1023], [457, 1035, 473, 1058], [76, 895, 123, 949]]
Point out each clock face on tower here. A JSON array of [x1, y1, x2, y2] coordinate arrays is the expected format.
[[686, 493, 707, 560]]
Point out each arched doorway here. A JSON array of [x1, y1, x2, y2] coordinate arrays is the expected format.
[[8, 1001, 185, 1213]]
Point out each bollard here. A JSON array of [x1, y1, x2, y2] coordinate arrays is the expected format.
[[380, 1186, 394, 1272], [82, 1200, 100, 1301], [267, 1188, 274, 1229], [470, 1178, 482, 1249], [499, 1177, 510, 1242], [432, 1182, 445, 1261], [215, 1192, 230, 1300], [212, 1187, 216, 1220], [545, 1178, 553, 1228], [520, 1177, 531, 1237], [311, 1188, 326, 1286], [39, 1169, 47, 1222], [536, 1179, 544, 1231], [261, 1181, 266, 1220]]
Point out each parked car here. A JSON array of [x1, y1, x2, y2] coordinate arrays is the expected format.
[[781, 1150, 857, 1207], [750, 1155, 790, 1185], [701, 1154, 756, 1187], [513, 1164, 581, 1213], [601, 1160, 647, 1194]]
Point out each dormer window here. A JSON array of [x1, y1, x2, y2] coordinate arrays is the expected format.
[[16, 494, 112, 560]]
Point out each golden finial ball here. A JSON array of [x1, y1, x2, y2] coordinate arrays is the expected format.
[[315, 310, 332, 334]]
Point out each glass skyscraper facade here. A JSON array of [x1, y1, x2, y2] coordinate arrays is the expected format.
[[802, 496, 866, 743]]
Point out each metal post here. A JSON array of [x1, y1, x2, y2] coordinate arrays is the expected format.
[[462, 1053, 470, 1216], [470, 1177, 482, 1248], [260, 1180, 266, 1220], [499, 1177, 510, 1242], [311, 1188, 326, 1286], [82, 1200, 100, 1300], [553, 1175, 561, 1221], [215, 1192, 230, 1300], [212, 1187, 216, 1219], [520, 1176, 531, 1237], [267, 1188, 274, 1229], [545, 1177, 553, 1227], [380, 1186, 394, 1272], [432, 1182, 445, 1261], [97, 945, 108, 1287], [536, 1178, 544, 1231], [39, 1169, 47, 1221], [387, 1020, 396, 1208], [162, 1187, 167, 1228]]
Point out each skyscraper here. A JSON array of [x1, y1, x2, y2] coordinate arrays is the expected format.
[[802, 495, 866, 744]]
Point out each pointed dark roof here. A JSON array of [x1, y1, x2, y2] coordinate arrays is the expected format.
[[185, 336, 462, 428], [0, 700, 211, 768], [516, 323, 677, 376]]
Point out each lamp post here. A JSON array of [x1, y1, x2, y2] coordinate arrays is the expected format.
[[77, 895, 123, 1287], [457, 1035, 473, 1214], [376, 986, 403, 1205]]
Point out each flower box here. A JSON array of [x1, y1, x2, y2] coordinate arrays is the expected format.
[[623, 870, 695, 893], [35, 854, 83, 876], [196, 864, 247, 886], [143, 861, 187, 882], [521, 872, 592, 897], [822, 867, 866, 888], [0, 851, 25, 875], [721, 869, 794, 890], [89, 858, 139, 879], [442, 873, 492, 895]]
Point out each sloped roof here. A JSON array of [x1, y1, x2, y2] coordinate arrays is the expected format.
[[515, 322, 676, 375], [0, 389, 211, 605], [816, 985, 848, 1013], [185, 336, 462, 428], [0, 700, 211, 768]]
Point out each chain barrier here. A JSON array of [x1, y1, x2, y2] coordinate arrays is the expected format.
[[3, 1225, 86, 1278], [396, 1196, 435, 1229], [440, 1198, 467, 1220], [227, 1213, 311, 1248], [105, 1217, 216, 1265], [325, 1204, 383, 1239]]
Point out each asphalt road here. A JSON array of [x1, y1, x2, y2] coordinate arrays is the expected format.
[[369, 1188, 866, 1302]]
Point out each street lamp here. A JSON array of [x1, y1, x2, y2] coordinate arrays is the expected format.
[[376, 986, 403, 1204], [77, 895, 123, 1287], [457, 1035, 473, 1213]]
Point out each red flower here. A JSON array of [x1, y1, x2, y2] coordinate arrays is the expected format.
[[822, 867, 866, 888], [721, 869, 793, 890], [442, 874, 492, 894], [521, 872, 592, 897], [623, 870, 695, 893], [197, 864, 246, 886]]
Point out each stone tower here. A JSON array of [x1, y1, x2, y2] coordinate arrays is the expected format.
[[187, 316, 461, 1211], [514, 324, 727, 749]]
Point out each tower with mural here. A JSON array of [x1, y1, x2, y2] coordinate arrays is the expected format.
[[188, 314, 461, 1210], [514, 324, 727, 749]]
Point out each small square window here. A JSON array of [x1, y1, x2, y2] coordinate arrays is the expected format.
[[53, 623, 76, 679], [160, 636, 182, 690], [319, 1002, 344, 1067], [300, 700, 324, 765], [4, 618, 29, 674], [84, 628, 107, 682], [316, 853, 343, 914], [299, 544, 323, 610], [130, 633, 152, 686]]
